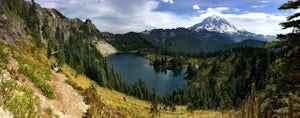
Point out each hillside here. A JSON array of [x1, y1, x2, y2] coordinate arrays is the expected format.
[[147, 28, 233, 52], [0, 0, 237, 117], [234, 39, 266, 48], [109, 32, 161, 52], [1, 0, 299, 117]]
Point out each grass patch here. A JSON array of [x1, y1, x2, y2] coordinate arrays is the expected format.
[[61, 65, 125, 118], [15, 47, 55, 99], [0, 80, 41, 117], [0, 42, 9, 69], [18, 61, 55, 99]]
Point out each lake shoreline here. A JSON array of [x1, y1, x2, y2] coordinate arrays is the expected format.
[[107, 52, 188, 96]]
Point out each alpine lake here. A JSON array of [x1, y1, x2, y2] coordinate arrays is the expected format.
[[107, 53, 188, 96]]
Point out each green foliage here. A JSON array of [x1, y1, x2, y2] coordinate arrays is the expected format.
[[4, 0, 43, 48], [44, 106, 55, 118], [0, 80, 41, 117], [0, 44, 8, 69], [3, 0, 29, 17], [149, 88, 159, 117], [110, 32, 161, 52], [275, 0, 300, 90], [88, 83, 97, 93], [83, 89, 108, 117], [17, 56, 55, 99], [46, 21, 156, 102], [187, 103, 195, 113], [130, 79, 151, 100], [261, 1, 300, 115], [82, 89, 124, 117], [159, 47, 277, 111], [47, 40, 54, 58]]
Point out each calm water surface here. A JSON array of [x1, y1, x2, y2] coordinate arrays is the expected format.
[[107, 53, 188, 96]]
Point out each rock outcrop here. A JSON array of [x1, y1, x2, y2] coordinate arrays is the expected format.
[[0, 0, 116, 54]]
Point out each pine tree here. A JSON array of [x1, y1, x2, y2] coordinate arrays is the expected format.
[[187, 102, 195, 113], [277, 0, 300, 92], [150, 88, 159, 117], [47, 40, 54, 58]]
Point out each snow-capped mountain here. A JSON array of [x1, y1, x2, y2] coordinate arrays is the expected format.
[[189, 15, 276, 42], [189, 15, 238, 34]]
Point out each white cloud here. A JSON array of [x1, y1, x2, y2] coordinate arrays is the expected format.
[[34, 0, 288, 35], [193, 4, 200, 10], [35, 0, 186, 33], [161, 0, 174, 4], [207, 7, 229, 13], [234, 8, 241, 12], [294, 9, 300, 13], [260, 0, 270, 3], [251, 5, 265, 8]]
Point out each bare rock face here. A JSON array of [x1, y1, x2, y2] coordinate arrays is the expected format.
[[7, 54, 19, 73], [1, 0, 115, 55], [0, 70, 12, 81], [0, 106, 13, 118], [0, 12, 14, 43], [85, 19, 98, 33]]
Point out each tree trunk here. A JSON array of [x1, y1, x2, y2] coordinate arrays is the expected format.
[[257, 91, 261, 118], [267, 110, 272, 118], [288, 92, 293, 118]]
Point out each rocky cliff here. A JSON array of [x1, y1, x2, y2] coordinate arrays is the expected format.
[[0, 0, 116, 55]]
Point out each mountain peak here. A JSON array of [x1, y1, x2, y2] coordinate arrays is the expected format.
[[189, 15, 238, 33], [210, 15, 223, 20]]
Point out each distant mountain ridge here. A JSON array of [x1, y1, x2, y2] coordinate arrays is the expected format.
[[146, 28, 233, 52], [141, 15, 271, 53]]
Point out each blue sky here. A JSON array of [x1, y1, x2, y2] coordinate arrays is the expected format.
[[32, 0, 298, 35]]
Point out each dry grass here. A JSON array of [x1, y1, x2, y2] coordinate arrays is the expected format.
[[61, 64, 238, 117], [61, 65, 90, 89]]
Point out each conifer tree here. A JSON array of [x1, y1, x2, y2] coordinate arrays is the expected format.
[[277, 0, 300, 91], [150, 88, 159, 117]]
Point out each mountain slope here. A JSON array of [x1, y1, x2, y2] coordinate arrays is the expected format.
[[109, 32, 161, 52], [234, 39, 266, 48], [228, 30, 276, 42], [0, 0, 124, 117], [141, 15, 273, 53], [147, 28, 234, 52]]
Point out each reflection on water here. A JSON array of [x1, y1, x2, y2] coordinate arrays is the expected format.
[[153, 67, 183, 77], [153, 67, 167, 74]]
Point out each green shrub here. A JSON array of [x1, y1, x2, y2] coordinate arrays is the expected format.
[[0, 80, 41, 117], [38, 83, 55, 99], [19, 62, 55, 99]]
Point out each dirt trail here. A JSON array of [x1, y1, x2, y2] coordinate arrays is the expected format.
[[22, 71, 89, 117], [49, 71, 89, 117]]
